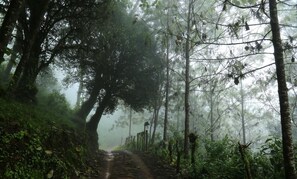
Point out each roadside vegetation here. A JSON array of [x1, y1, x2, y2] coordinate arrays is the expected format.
[[125, 134, 291, 178], [0, 93, 99, 178]]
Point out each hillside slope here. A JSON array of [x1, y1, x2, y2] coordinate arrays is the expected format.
[[0, 98, 101, 178]]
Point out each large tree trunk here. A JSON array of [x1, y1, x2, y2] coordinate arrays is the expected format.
[[13, 42, 41, 102], [86, 92, 111, 151], [269, 0, 297, 178], [9, 0, 50, 101], [0, 0, 25, 65], [184, 0, 192, 159], [73, 82, 102, 128]]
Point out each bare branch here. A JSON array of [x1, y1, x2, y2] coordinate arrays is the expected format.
[[226, 0, 261, 9]]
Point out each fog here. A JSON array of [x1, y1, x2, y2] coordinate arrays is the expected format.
[[97, 111, 128, 150], [61, 82, 146, 150]]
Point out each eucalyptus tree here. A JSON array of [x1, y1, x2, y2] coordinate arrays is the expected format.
[[163, 5, 171, 143], [176, 0, 225, 157], [269, 0, 296, 177], [139, 0, 227, 157], [214, 0, 297, 177], [183, 0, 193, 158]]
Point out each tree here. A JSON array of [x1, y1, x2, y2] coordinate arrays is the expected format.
[[150, 76, 164, 144], [183, 0, 194, 159], [269, 0, 297, 178], [70, 4, 164, 149], [163, 9, 170, 143], [0, 25, 22, 86], [9, 0, 51, 102], [6, 0, 108, 102], [0, 0, 25, 65]]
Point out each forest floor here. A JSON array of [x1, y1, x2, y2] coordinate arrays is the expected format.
[[95, 150, 180, 179]]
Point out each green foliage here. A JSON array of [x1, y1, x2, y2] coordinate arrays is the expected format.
[[199, 137, 244, 178], [252, 137, 285, 178], [0, 98, 95, 178], [128, 135, 292, 179], [37, 90, 72, 117]]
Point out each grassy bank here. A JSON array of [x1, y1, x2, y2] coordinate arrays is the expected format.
[[0, 97, 98, 178]]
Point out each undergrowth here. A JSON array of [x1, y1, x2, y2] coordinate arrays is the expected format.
[[0, 97, 97, 178], [124, 134, 294, 179]]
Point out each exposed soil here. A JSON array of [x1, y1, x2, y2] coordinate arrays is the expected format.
[[96, 150, 179, 179], [135, 151, 181, 179]]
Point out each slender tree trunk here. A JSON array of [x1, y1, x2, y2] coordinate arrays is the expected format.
[[269, 1, 297, 178], [210, 88, 214, 141], [0, 0, 25, 65], [184, 0, 192, 159], [151, 106, 160, 145], [1, 26, 21, 86], [9, 9, 28, 89], [177, 108, 180, 131], [163, 29, 170, 142], [149, 114, 154, 143], [129, 0, 140, 16], [9, 49, 25, 90], [129, 107, 132, 137], [240, 80, 246, 144], [151, 108, 157, 144]]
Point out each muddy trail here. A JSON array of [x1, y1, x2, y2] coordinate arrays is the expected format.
[[97, 150, 179, 179]]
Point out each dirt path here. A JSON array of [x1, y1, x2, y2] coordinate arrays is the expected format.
[[103, 150, 154, 179], [97, 150, 179, 179], [125, 150, 154, 178]]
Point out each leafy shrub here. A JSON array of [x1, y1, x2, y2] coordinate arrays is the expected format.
[[198, 137, 245, 178], [252, 137, 284, 178]]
